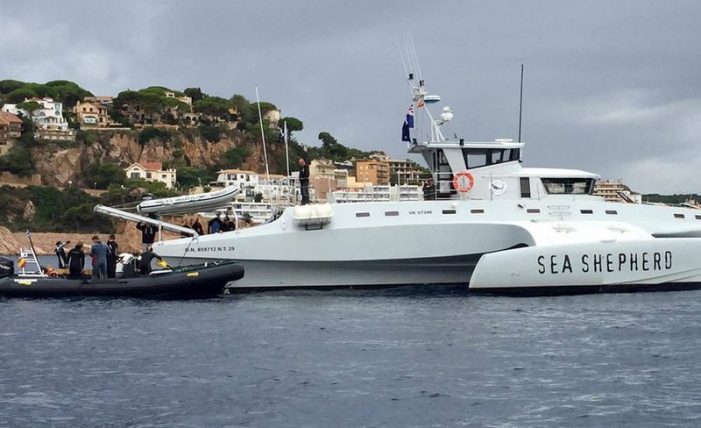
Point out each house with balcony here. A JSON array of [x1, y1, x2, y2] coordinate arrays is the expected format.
[[74, 100, 111, 128], [2, 98, 75, 141], [0, 112, 23, 155], [124, 161, 177, 189]]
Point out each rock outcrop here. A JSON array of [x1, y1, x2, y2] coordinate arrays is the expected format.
[[29, 130, 252, 188], [0, 227, 22, 255]]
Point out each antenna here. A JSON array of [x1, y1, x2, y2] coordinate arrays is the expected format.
[[284, 120, 290, 178], [255, 85, 270, 181], [518, 64, 524, 143]]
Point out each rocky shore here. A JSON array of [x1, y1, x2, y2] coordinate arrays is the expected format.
[[1, 223, 181, 256]]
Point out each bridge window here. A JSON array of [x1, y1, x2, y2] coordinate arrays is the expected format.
[[463, 148, 521, 169], [541, 178, 595, 195]]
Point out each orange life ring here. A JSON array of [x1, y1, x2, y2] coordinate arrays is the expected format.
[[452, 171, 475, 193]]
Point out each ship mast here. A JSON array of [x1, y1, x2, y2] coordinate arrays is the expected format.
[[406, 74, 452, 143]]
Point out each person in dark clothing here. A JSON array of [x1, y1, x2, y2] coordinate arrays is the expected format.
[[298, 158, 310, 205], [139, 246, 165, 275], [106, 234, 119, 278], [67, 242, 85, 279], [54, 240, 70, 269], [422, 177, 437, 200], [181, 220, 192, 238], [208, 215, 222, 234], [136, 219, 157, 252], [220, 216, 235, 232], [192, 218, 204, 236]]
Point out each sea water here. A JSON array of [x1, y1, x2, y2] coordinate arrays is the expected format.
[[1, 287, 700, 427]]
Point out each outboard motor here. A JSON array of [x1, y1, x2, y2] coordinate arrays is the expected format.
[[0, 257, 14, 278]]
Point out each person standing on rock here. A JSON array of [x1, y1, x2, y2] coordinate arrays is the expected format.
[[106, 234, 119, 278]]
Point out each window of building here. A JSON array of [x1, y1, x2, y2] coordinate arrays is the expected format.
[[541, 178, 595, 195], [146, 172, 152, 179], [130, 172, 140, 178]]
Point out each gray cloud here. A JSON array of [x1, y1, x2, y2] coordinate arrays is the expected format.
[[2, 0, 700, 193]]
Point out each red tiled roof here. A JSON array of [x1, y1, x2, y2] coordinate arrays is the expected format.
[[0, 111, 22, 124], [142, 161, 163, 171]]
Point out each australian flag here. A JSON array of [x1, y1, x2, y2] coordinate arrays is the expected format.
[[401, 104, 414, 142]]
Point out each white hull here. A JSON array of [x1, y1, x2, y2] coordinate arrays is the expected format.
[[153, 199, 701, 292]]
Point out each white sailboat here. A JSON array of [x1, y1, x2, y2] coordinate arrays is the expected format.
[[119, 73, 701, 294]]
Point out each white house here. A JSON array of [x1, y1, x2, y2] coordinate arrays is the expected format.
[[211, 169, 298, 202], [2, 97, 69, 131], [124, 161, 177, 189]]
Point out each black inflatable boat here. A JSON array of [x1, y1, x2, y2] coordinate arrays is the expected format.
[[0, 260, 244, 299]]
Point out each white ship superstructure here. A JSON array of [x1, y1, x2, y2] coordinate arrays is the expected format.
[[141, 73, 701, 294]]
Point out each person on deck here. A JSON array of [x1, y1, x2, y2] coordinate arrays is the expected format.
[[90, 235, 108, 279], [106, 234, 119, 278], [136, 217, 157, 252], [298, 158, 310, 205], [54, 240, 70, 269], [192, 218, 204, 236], [422, 177, 436, 201], [67, 242, 85, 279], [208, 215, 222, 234], [220, 216, 235, 232], [139, 246, 165, 275]]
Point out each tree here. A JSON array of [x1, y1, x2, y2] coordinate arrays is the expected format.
[[24, 83, 57, 99], [177, 166, 216, 189], [193, 96, 230, 118], [230, 94, 250, 113], [138, 127, 170, 145], [198, 124, 224, 142], [184, 87, 206, 103], [280, 116, 303, 133], [46, 80, 92, 109], [0, 80, 25, 94], [82, 161, 126, 189], [219, 146, 251, 169], [6, 88, 37, 104], [17, 101, 42, 119], [0, 144, 34, 176]]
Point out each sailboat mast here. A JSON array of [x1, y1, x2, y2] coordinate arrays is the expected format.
[[518, 64, 524, 143], [255, 85, 270, 180], [284, 120, 290, 177]]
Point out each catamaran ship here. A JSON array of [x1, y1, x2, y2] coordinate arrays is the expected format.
[[98, 73, 701, 294]]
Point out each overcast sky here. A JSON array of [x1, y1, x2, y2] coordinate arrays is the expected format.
[[2, 1, 700, 193]]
